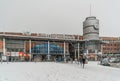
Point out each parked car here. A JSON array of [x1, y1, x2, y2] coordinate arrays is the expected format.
[[109, 58, 120, 63], [101, 58, 110, 66]]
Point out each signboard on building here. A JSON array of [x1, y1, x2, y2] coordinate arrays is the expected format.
[[65, 35, 75, 39], [19, 52, 24, 56], [50, 34, 57, 38], [6, 52, 10, 56], [16, 52, 19, 56], [38, 33, 49, 38], [11, 52, 16, 56], [36, 33, 76, 40], [7, 52, 19, 56], [56, 34, 64, 39]]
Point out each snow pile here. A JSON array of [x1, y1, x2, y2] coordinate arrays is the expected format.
[[0, 62, 120, 81]]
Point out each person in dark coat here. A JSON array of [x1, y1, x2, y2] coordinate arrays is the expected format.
[[82, 54, 86, 68]]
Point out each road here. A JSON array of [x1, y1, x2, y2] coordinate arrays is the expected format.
[[0, 61, 120, 81]]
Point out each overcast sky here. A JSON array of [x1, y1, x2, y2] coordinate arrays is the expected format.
[[0, 0, 120, 37]]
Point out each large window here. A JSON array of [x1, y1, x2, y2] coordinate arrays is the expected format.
[[31, 41, 48, 54], [50, 42, 64, 54], [6, 39, 24, 52], [31, 41, 64, 54]]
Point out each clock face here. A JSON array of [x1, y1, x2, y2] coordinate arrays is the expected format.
[[94, 24, 99, 30]]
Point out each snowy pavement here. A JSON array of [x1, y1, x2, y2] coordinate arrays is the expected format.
[[0, 61, 120, 81]]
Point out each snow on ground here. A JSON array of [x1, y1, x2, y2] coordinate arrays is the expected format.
[[0, 61, 120, 81]]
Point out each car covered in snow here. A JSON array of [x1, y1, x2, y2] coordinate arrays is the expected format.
[[101, 58, 110, 66], [109, 58, 120, 63]]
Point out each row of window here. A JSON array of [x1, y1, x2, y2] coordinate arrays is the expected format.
[[102, 40, 120, 42], [103, 44, 120, 46], [103, 48, 120, 50], [7, 48, 24, 52]]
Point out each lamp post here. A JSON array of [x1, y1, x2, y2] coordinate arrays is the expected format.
[[64, 41, 66, 62], [85, 40, 89, 55], [75, 49, 76, 60]]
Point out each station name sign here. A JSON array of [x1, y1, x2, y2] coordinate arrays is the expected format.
[[37, 33, 80, 40]]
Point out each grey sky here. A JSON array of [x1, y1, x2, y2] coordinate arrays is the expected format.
[[0, 0, 120, 37]]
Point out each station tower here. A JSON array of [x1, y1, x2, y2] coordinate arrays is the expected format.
[[83, 16, 100, 53]]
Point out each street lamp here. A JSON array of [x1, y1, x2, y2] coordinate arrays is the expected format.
[[84, 40, 89, 55]]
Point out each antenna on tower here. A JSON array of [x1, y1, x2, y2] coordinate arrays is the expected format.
[[90, 4, 91, 16]]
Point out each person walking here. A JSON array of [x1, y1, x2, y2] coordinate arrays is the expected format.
[[82, 54, 86, 68]]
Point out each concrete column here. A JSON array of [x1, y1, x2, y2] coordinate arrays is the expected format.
[[48, 41, 50, 60], [29, 40, 31, 61], [85, 40, 88, 55], [64, 41, 66, 62], [101, 45, 103, 54], [95, 50, 98, 61], [3, 38, 6, 55], [75, 49, 76, 59], [24, 40, 26, 53], [86, 50, 88, 55], [78, 42, 80, 60]]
